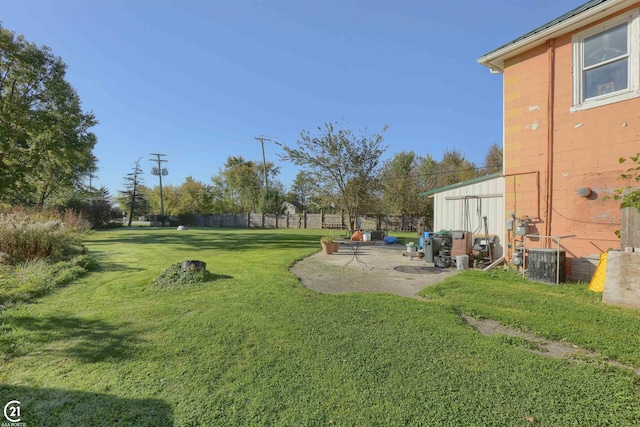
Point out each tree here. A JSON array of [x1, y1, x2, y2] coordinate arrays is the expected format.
[[280, 121, 388, 229], [84, 186, 117, 229], [118, 159, 146, 227], [63, 186, 116, 229], [484, 143, 503, 174], [223, 156, 261, 211], [149, 177, 215, 224], [413, 149, 480, 230], [439, 149, 479, 184], [0, 24, 98, 207], [146, 184, 179, 216], [418, 149, 479, 191], [211, 156, 279, 213], [380, 151, 425, 216], [178, 176, 214, 215], [210, 176, 238, 214], [258, 188, 286, 215], [288, 171, 321, 212]]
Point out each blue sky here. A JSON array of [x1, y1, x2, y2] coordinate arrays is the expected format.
[[1, 0, 586, 196]]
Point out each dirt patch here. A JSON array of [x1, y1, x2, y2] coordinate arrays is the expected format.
[[462, 314, 640, 376], [462, 314, 592, 359]]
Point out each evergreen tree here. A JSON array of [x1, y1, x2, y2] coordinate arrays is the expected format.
[[118, 159, 146, 227]]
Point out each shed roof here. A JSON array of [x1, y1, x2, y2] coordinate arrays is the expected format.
[[419, 172, 502, 197]]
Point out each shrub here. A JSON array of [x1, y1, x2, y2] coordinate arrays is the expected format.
[[0, 257, 94, 308], [0, 208, 89, 264], [152, 263, 209, 289], [608, 152, 640, 212]]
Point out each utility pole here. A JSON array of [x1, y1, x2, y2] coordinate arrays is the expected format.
[[255, 137, 282, 215], [255, 136, 271, 190], [254, 137, 282, 189], [87, 166, 97, 192], [150, 153, 168, 226]]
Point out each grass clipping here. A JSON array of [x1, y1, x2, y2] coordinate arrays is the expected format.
[[153, 263, 209, 289]]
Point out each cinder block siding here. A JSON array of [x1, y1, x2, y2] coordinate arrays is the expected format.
[[502, 4, 640, 264]]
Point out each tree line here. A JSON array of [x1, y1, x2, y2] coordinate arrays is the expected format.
[[119, 122, 502, 230], [1, 24, 502, 229]]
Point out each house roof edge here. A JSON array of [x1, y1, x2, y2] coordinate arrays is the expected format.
[[478, 0, 634, 72]]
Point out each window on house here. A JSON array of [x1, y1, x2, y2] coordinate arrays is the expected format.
[[572, 10, 639, 111]]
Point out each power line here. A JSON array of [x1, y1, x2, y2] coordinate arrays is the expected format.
[[380, 165, 501, 181]]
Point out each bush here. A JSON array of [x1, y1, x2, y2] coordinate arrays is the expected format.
[[0, 207, 89, 264], [606, 152, 640, 212], [0, 256, 95, 308], [152, 263, 208, 289]]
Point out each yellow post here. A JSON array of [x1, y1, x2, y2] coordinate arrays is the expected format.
[[588, 252, 608, 292]]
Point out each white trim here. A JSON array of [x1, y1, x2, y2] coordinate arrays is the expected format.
[[571, 9, 640, 112], [478, 0, 636, 72]]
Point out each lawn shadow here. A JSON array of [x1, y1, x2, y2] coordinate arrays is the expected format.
[[0, 385, 173, 426], [2, 314, 143, 363], [88, 251, 146, 273], [393, 266, 448, 274], [89, 228, 320, 252], [203, 271, 233, 281]]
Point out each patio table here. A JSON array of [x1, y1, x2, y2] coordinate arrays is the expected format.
[[333, 237, 386, 268]]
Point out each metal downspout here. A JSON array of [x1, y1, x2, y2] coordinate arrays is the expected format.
[[545, 38, 556, 246]]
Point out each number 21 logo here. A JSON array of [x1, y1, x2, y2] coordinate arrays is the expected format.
[[3, 400, 21, 423]]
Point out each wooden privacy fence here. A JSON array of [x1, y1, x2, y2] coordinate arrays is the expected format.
[[147, 213, 425, 231]]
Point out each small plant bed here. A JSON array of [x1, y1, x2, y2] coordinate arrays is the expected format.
[[152, 263, 214, 289], [0, 207, 95, 308]]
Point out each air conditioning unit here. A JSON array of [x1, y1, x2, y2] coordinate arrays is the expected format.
[[528, 248, 566, 284]]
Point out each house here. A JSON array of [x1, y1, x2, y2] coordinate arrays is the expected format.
[[282, 201, 302, 215], [478, 0, 640, 280], [421, 173, 505, 260]]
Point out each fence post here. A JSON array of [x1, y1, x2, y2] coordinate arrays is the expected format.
[[621, 207, 640, 250]]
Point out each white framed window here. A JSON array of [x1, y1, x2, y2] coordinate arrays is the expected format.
[[572, 10, 640, 111]]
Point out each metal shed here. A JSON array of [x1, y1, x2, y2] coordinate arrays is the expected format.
[[421, 173, 505, 259]]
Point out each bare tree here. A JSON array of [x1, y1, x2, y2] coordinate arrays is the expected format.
[[280, 121, 388, 229]]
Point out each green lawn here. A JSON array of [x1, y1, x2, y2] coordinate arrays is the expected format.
[[1, 228, 639, 426]]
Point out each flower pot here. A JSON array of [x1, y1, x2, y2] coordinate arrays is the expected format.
[[331, 242, 340, 253], [321, 241, 334, 255]]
